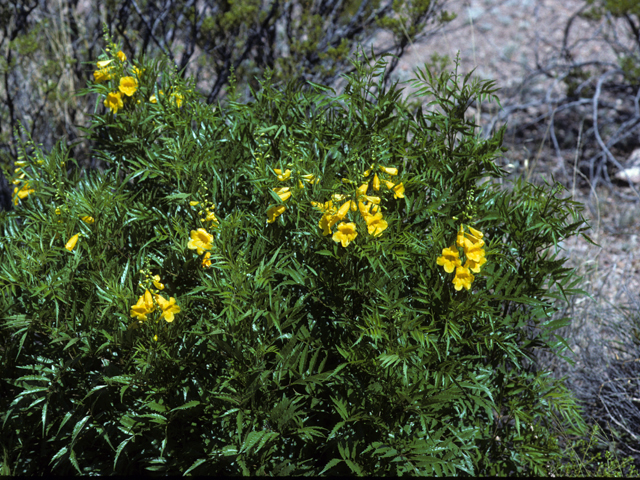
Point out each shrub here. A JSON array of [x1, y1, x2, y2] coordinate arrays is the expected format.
[[0, 47, 594, 475]]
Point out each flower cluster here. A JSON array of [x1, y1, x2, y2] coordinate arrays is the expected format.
[[11, 160, 35, 205], [363, 164, 405, 199], [310, 164, 403, 247], [437, 225, 487, 291], [189, 197, 219, 267], [93, 49, 140, 114], [130, 272, 180, 330], [266, 167, 319, 223]]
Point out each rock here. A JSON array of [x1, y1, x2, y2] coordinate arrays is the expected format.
[[615, 166, 640, 184]]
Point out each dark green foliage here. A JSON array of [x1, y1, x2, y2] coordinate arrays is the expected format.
[[1, 51, 592, 475]]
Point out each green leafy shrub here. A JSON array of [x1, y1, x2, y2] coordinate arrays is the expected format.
[[0, 48, 594, 475]]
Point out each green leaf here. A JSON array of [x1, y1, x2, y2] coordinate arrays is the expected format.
[[183, 458, 207, 476], [171, 400, 200, 412], [114, 437, 133, 471], [71, 415, 89, 445]]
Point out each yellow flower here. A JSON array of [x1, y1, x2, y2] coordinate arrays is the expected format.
[[188, 228, 213, 254], [189, 201, 200, 206], [132, 66, 144, 77], [97, 59, 113, 69], [273, 187, 292, 202], [468, 226, 484, 240], [65, 233, 79, 252], [436, 246, 461, 273], [119, 76, 138, 97], [104, 91, 123, 113], [453, 266, 474, 291], [153, 334, 158, 342], [81, 216, 95, 224], [334, 200, 351, 221], [373, 173, 380, 191], [149, 94, 158, 104], [117, 50, 127, 62], [457, 225, 485, 250], [171, 91, 184, 107], [201, 209, 219, 225], [267, 204, 286, 223], [152, 275, 165, 290], [12, 173, 25, 185], [202, 252, 212, 268], [55, 208, 62, 215], [465, 255, 486, 273], [380, 166, 398, 175], [357, 183, 368, 198], [93, 67, 113, 83], [312, 200, 335, 214], [365, 211, 388, 237], [385, 181, 405, 199], [358, 200, 372, 217], [331, 193, 346, 203], [465, 245, 485, 263], [333, 222, 358, 247], [155, 294, 180, 322], [274, 168, 291, 181], [301, 174, 318, 184], [13, 183, 35, 204], [130, 290, 155, 321], [363, 164, 375, 177]]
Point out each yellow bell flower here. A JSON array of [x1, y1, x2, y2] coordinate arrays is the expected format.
[[65, 233, 80, 252], [93, 67, 113, 83], [465, 255, 486, 273], [13, 183, 34, 204], [149, 94, 158, 104], [380, 166, 398, 175], [273, 187, 291, 202], [468, 226, 484, 239], [301, 174, 319, 184], [117, 50, 127, 62], [274, 168, 291, 181], [188, 228, 213, 254], [97, 59, 113, 69], [152, 275, 165, 290], [267, 204, 286, 223], [202, 252, 212, 268], [385, 181, 405, 199], [104, 91, 123, 113], [81, 216, 95, 224], [365, 212, 388, 237], [119, 76, 138, 97], [155, 294, 180, 323], [457, 225, 485, 250], [12, 173, 25, 185], [171, 91, 184, 107], [334, 201, 351, 222], [332, 222, 358, 247], [130, 290, 155, 321], [358, 200, 372, 218], [436, 246, 461, 273], [373, 173, 380, 191], [363, 164, 375, 177], [453, 266, 474, 291]]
